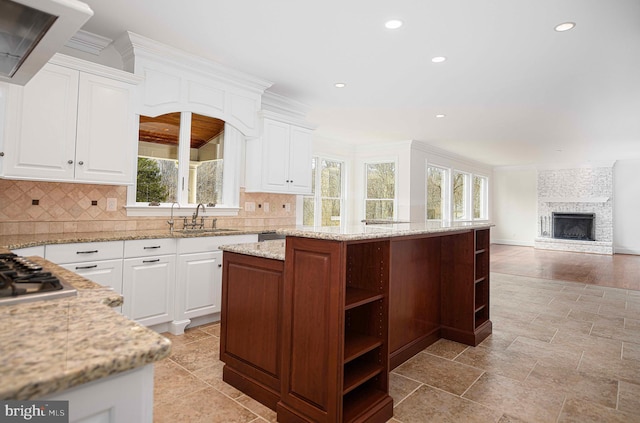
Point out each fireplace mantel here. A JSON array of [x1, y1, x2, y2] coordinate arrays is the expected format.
[[540, 197, 610, 203]]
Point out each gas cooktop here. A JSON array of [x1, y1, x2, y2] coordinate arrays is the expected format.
[[0, 253, 77, 306]]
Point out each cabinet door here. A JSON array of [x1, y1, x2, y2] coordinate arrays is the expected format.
[[288, 125, 313, 194], [75, 73, 136, 184], [176, 251, 222, 321], [262, 119, 291, 192], [3, 63, 78, 180], [60, 259, 124, 313], [122, 255, 176, 326], [60, 259, 124, 294]]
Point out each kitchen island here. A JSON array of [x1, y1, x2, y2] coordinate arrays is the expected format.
[[0, 258, 171, 422], [220, 222, 492, 423]]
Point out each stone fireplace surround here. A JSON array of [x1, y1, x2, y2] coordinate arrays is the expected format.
[[534, 163, 614, 255]]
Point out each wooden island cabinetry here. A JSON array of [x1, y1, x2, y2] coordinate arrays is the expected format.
[[220, 224, 492, 423]]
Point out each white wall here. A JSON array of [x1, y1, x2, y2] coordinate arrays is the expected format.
[[492, 161, 640, 255], [614, 159, 640, 254], [491, 167, 537, 246]]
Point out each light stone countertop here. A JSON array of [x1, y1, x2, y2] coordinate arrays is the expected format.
[[0, 227, 281, 251], [220, 240, 286, 261], [277, 221, 493, 241], [220, 222, 492, 260], [0, 258, 171, 400]]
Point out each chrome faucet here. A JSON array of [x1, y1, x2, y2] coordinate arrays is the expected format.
[[181, 203, 206, 230], [193, 203, 206, 222], [168, 202, 180, 233]]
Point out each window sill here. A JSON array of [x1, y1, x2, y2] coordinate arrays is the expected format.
[[125, 205, 241, 217]]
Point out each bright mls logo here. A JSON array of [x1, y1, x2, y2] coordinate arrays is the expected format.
[[1, 401, 68, 422]]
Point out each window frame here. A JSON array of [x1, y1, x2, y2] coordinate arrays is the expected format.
[[453, 170, 472, 221], [426, 164, 451, 221], [125, 112, 242, 216], [426, 160, 490, 223], [473, 174, 489, 220], [363, 160, 397, 221], [302, 156, 346, 227]]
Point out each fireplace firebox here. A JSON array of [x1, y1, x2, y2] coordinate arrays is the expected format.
[[552, 212, 595, 241]]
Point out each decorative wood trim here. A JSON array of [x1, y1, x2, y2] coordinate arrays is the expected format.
[[65, 30, 113, 55]]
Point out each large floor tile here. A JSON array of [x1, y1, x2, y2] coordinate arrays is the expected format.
[[462, 373, 565, 423], [153, 358, 210, 404], [524, 362, 618, 409], [153, 386, 259, 423], [393, 384, 503, 423], [388, 372, 421, 405], [557, 397, 638, 423], [454, 345, 537, 382], [169, 336, 220, 372], [393, 352, 483, 396], [617, 380, 640, 414]]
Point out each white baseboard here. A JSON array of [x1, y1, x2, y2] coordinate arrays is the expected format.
[[614, 247, 640, 255], [491, 239, 534, 247]]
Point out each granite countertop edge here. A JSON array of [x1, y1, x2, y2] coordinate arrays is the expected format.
[[219, 223, 493, 260], [0, 228, 274, 251], [276, 222, 493, 241], [0, 259, 171, 400]]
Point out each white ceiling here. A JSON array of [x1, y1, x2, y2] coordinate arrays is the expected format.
[[78, 0, 640, 167]]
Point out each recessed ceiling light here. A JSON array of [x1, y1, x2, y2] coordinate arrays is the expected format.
[[385, 19, 403, 30], [334, 82, 346, 88], [554, 22, 576, 32], [435, 114, 446, 118], [431, 56, 447, 63]]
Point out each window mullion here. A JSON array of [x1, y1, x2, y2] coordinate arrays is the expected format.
[[177, 112, 192, 205], [314, 162, 322, 226]]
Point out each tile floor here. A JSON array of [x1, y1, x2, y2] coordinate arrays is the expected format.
[[154, 253, 640, 422]]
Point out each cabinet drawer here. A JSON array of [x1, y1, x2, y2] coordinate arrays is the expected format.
[[46, 241, 124, 263], [177, 234, 258, 254], [12, 245, 45, 257], [124, 238, 176, 258]]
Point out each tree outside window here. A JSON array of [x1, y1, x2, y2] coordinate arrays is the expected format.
[[427, 166, 448, 220], [303, 157, 344, 226], [365, 162, 395, 220], [453, 171, 470, 220], [473, 175, 488, 219]]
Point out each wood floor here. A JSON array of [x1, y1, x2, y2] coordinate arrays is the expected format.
[[491, 244, 640, 291]]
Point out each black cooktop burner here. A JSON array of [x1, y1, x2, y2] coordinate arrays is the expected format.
[[0, 253, 76, 305]]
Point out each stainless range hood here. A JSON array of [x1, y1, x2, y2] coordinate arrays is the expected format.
[[0, 0, 93, 85]]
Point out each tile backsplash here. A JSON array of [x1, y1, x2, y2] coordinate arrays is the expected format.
[[0, 179, 296, 235]]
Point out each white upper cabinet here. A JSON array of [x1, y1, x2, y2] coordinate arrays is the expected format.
[[246, 117, 313, 194], [74, 72, 136, 183], [0, 55, 139, 185]]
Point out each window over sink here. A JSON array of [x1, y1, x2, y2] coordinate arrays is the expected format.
[[126, 112, 242, 216]]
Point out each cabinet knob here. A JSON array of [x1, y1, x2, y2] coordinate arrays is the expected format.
[[0, 152, 4, 157], [218, 264, 222, 268], [68, 160, 73, 164], [78, 161, 84, 165]]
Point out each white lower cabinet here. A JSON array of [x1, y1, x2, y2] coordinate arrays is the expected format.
[[42, 365, 154, 423], [171, 234, 257, 334], [45, 241, 125, 312], [39, 235, 257, 333], [60, 259, 124, 312], [122, 254, 176, 327], [173, 250, 222, 334]]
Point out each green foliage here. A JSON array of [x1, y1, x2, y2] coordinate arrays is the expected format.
[[136, 157, 169, 203]]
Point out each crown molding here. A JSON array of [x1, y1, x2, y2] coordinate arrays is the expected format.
[[113, 31, 273, 94], [261, 91, 309, 120], [65, 30, 112, 55], [49, 53, 142, 84]]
